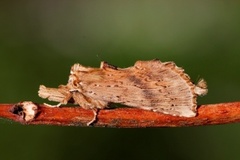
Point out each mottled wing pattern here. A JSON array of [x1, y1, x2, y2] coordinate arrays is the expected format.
[[80, 60, 197, 117]]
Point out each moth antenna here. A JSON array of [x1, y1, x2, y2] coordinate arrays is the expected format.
[[96, 53, 103, 62], [194, 79, 208, 96]]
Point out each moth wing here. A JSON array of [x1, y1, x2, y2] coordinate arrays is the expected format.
[[132, 60, 198, 117], [80, 60, 202, 117]]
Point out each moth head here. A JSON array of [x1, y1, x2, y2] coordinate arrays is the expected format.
[[68, 73, 80, 87]]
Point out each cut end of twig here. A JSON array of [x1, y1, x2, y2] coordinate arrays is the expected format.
[[10, 101, 39, 122]]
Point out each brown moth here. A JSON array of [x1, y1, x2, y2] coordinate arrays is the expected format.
[[38, 59, 207, 125]]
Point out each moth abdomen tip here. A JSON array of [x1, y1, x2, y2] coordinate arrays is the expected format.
[[194, 79, 208, 96]]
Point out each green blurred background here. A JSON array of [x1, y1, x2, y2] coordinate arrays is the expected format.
[[1, 1, 240, 160]]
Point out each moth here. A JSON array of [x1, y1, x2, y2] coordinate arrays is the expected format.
[[38, 59, 207, 125]]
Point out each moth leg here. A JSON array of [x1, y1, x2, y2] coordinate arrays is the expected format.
[[43, 103, 62, 108], [87, 109, 99, 126], [72, 92, 108, 125]]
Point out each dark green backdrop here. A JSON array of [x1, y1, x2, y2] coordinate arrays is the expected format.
[[1, 1, 240, 160]]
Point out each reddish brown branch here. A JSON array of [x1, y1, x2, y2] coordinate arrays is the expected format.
[[1, 102, 240, 127]]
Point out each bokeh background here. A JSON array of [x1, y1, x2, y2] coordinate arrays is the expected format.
[[1, 1, 240, 160]]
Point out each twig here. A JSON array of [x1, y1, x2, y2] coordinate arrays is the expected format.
[[1, 102, 240, 128]]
